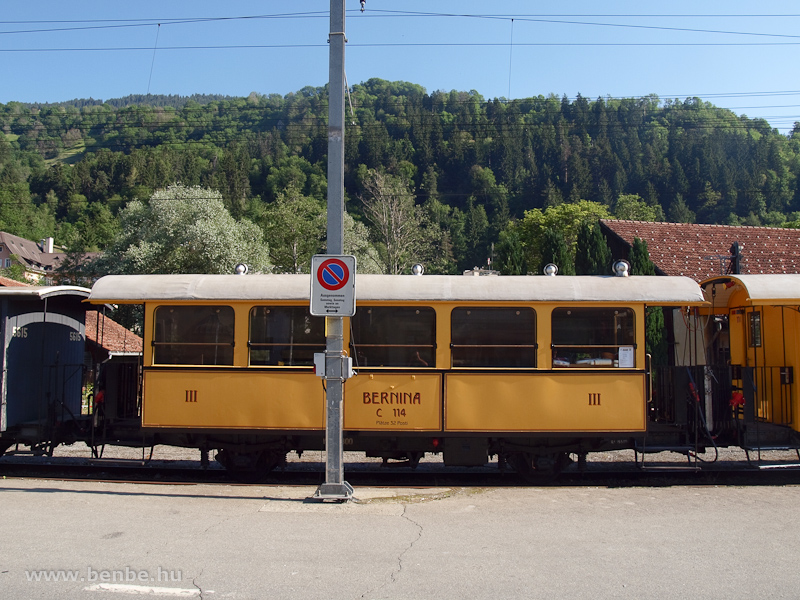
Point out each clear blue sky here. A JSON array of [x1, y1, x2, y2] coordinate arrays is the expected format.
[[2, 1, 798, 132]]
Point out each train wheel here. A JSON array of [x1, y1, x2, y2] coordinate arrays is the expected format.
[[215, 449, 285, 483], [507, 451, 571, 484]]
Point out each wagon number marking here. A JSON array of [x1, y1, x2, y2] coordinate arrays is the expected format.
[[588, 392, 601, 406], [185, 390, 198, 403]]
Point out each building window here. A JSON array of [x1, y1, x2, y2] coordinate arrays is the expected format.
[[350, 306, 436, 368], [249, 306, 325, 366], [152, 305, 234, 365], [4, 259, 10, 268], [551, 307, 635, 367], [451, 307, 536, 368]]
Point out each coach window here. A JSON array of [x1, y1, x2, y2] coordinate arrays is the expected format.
[[749, 311, 762, 348], [551, 307, 635, 368], [350, 306, 435, 368], [249, 307, 325, 366], [451, 307, 536, 368], [153, 306, 234, 366]]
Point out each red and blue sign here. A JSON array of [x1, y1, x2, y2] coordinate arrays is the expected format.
[[310, 255, 356, 317], [317, 258, 350, 291]]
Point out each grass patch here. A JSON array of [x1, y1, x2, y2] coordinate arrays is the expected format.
[[44, 141, 86, 166]]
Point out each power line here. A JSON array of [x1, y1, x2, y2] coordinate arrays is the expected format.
[[361, 12, 800, 18], [2, 9, 799, 45], [3, 41, 800, 54], [0, 13, 329, 34], [0, 13, 328, 25], [362, 10, 800, 40]]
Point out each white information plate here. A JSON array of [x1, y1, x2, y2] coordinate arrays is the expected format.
[[310, 254, 356, 317], [618, 346, 635, 368]]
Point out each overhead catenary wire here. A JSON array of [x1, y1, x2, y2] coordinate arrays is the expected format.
[[507, 19, 514, 101], [2, 10, 800, 39], [1, 9, 798, 132], [146, 23, 161, 96]]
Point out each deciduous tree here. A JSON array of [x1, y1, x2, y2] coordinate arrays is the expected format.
[[261, 185, 325, 273], [613, 194, 663, 222], [96, 184, 271, 274], [512, 199, 611, 272], [359, 169, 429, 274]]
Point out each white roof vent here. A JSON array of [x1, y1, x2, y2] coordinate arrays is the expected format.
[[613, 260, 630, 277]]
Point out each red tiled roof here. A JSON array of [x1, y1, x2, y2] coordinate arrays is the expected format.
[[85, 310, 143, 354], [601, 220, 800, 282], [0, 275, 29, 287]]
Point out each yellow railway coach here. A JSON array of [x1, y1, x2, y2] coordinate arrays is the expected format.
[[701, 275, 800, 448], [88, 271, 705, 478]]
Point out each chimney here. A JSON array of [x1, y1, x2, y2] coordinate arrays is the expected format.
[[42, 237, 54, 253], [729, 241, 743, 274]]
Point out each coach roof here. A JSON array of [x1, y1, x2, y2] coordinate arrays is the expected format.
[[702, 274, 800, 307], [89, 273, 705, 305], [0, 285, 90, 300]]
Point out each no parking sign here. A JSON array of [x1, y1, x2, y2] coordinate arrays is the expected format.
[[310, 255, 356, 316]]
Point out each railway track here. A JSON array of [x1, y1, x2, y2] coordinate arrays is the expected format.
[[3, 455, 800, 488]]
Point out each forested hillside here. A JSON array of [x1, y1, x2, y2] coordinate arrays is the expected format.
[[1, 78, 799, 276]]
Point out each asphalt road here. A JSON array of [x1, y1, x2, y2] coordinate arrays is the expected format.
[[2, 477, 799, 599]]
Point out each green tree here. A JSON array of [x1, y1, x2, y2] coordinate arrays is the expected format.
[[513, 200, 612, 272], [696, 182, 723, 223], [419, 196, 457, 274], [574, 221, 612, 275], [0, 182, 58, 242], [666, 194, 695, 223], [628, 237, 667, 365], [538, 228, 575, 275], [96, 184, 271, 274], [629, 237, 655, 276], [72, 202, 119, 251], [0, 255, 28, 283], [359, 169, 429, 274], [613, 194, 663, 222], [341, 213, 383, 274], [495, 227, 527, 275], [261, 186, 325, 273], [469, 165, 510, 241], [463, 198, 489, 270]]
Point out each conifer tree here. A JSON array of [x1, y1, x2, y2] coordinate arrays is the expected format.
[[629, 237, 655, 275], [538, 228, 575, 275], [575, 221, 612, 275], [628, 237, 667, 365], [495, 228, 527, 275]]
